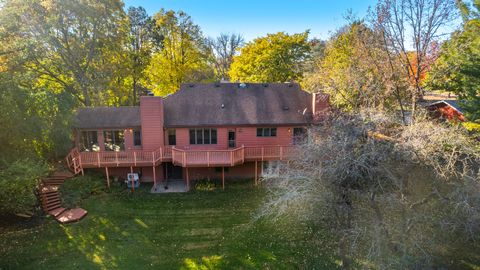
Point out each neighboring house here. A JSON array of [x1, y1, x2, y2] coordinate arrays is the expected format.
[[66, 83, 330, 190], [426, 100, 465, 122]]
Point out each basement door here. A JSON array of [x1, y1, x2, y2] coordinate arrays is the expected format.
[[165, 163, 183, 180]]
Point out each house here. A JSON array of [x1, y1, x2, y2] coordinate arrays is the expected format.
[[66, 83, 330, 191], [426, 100, 465, 122]]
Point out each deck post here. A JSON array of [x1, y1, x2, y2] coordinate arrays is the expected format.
[[261, 147, 264, 162], [115, 152, 119, 167], [254, 161, 258, 186], [261, 161, 263, 178], [280, 146, 283, 160], [78, 154, 84, 176], [230, 152, 233, 166], [207, 152, 210, 167], [153, 166, 156, 189], [186, 167, 190, 191], [105, 167, 110, 189], [130, 166, 134, 192], [97, 152, 101, 167], [222, 167, 225, 190], [134, 152, 137, 166]]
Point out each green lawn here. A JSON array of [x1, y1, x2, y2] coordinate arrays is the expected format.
[[0, 182, 338, 269]]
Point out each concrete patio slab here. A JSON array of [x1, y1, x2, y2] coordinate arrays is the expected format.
[[151, 181, 187, 193]]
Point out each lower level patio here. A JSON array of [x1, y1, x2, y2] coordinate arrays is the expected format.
[[151, 181, 187, 193]]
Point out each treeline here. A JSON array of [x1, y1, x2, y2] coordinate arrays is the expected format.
[[0, 0, 478, 215]]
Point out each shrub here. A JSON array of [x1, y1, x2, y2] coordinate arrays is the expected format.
[[194, 178, 218, 191], [59, 173, 105, 208], [0, 159, 49, 215], [463, 121, 480, 135]]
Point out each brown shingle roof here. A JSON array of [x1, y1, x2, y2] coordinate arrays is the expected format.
[[73, 83, 314, 129], [73, 107, 140, 129], [163, 83, 312, 127]]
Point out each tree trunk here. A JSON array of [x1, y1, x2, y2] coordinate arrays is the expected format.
[[83, 87, 91, 107], [133, 77, 137, 105]]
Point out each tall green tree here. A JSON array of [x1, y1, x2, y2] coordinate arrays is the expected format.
[[126, 6, 153, 105], [229, 31, 310, 83], [144, 9, 212, 96], [0, 0, 127, 106], [426, 1, 480, 121]]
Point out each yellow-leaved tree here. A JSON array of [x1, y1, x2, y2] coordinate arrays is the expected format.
[[229, 31, 310, 83], [144, 9, 213, 96]]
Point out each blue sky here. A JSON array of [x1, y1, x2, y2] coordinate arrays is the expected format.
[[123, 0, 379, 41]]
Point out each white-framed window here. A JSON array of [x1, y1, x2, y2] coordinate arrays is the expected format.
[[257, 127, 277, 137], [189, 128, 217, 145]]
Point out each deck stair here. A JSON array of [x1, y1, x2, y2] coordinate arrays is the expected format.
[[38, 171, 87, 223]]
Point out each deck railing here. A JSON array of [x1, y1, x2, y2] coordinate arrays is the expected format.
[[67, 145, 294, 171], [243, 145, 295, 161], [172, 146, 245, 167], [77, 146, 172, 168]]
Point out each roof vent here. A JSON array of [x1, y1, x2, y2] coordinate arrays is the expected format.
[[147, 91, 154, 96], [283, 106, 289, 111], [221, 104, 225, 109], [214, 83, 221, 87], [189, 84, 195, 88], [239, 83, 247, 89], [263, 83, 269, 87]]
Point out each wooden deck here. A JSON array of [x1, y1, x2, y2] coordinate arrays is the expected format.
[[39, 171, 88, 224], [66, 145, 295, 171]]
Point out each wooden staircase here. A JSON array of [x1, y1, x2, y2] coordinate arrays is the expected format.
[[38, 171, 87, 224]]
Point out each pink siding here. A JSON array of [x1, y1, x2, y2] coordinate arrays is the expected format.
[[165, 126, 299, 149], [236, 127, 294, 146], [140, 165, 165, 182], [124, 129, 133, 150], [312, 92, 330, 122], [97, 165, 165, 183], [185, 162, 258, 181], [140, 96, 164, 150], [172, 128, 229, 150]]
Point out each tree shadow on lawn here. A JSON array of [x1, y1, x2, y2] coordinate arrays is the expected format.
[[1, 183, 339, 269]]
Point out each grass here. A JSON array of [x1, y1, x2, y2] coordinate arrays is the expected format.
[[0, 180, 338, 269]]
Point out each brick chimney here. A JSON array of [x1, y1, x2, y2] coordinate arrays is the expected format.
[[312, 92, 330, 122], [140, 95, 164, 150]]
